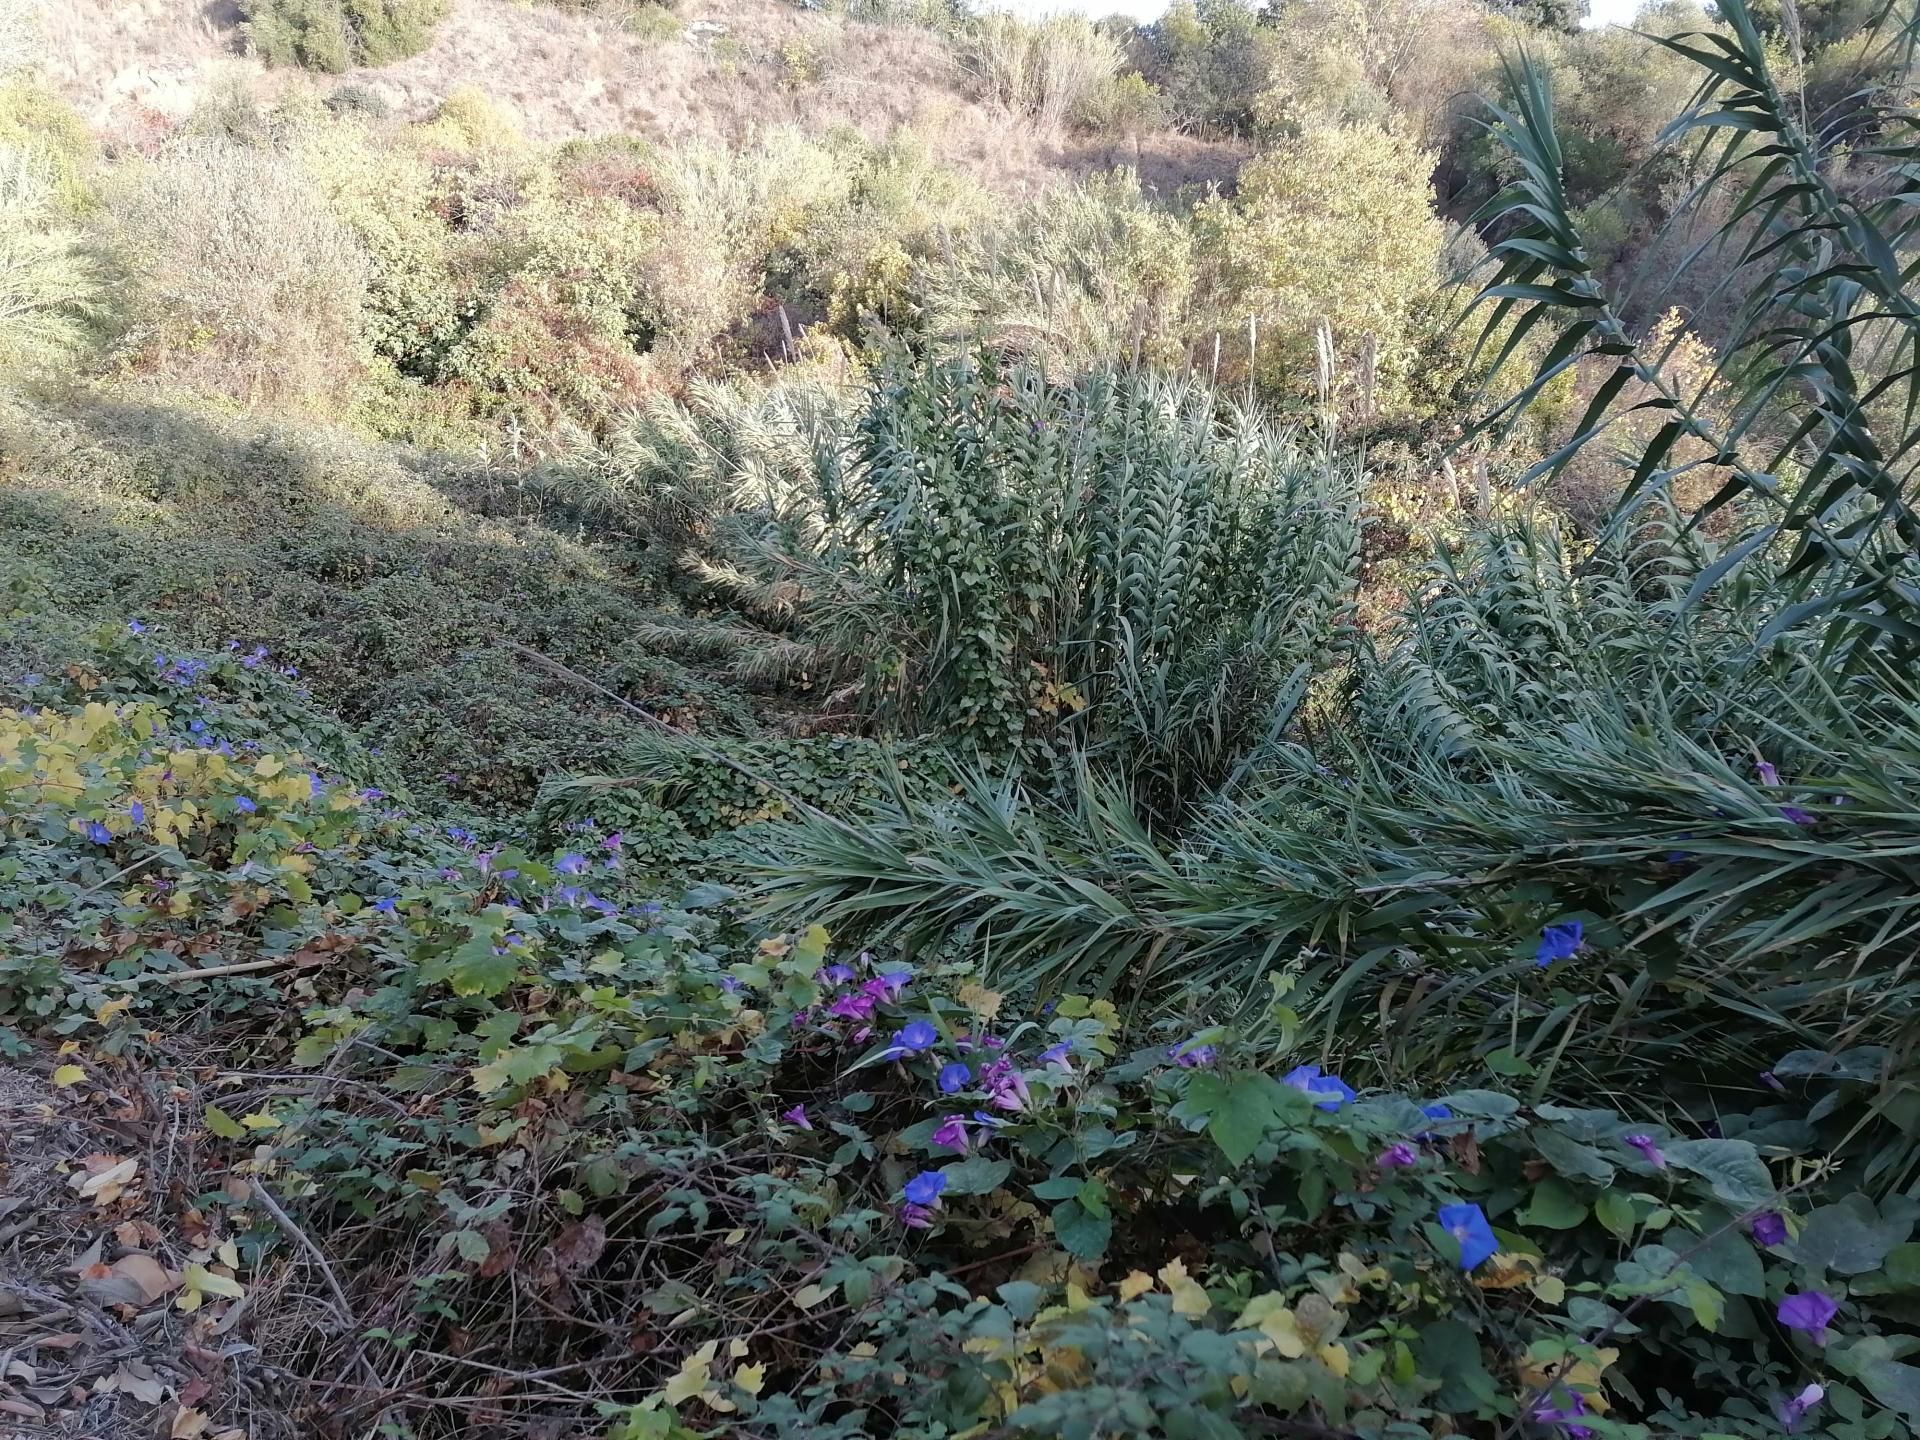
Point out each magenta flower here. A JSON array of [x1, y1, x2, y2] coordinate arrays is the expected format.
[[1749, 1211, 1788, 1246], [1623, 1133, 1666, 1169], [899, 1202, 936, 1229], [1777, 1290, 1838, 1342], [781, 1105, 811, 1130], [979, 1058, 1030, 1111], [826, 991, 877, 1021], [931, 1115, 971, 1153], [1776, 1383, 1824, 1431], [1377, 1142, 1419, 1168]]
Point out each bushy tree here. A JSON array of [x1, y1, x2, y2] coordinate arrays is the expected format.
[[1197, 122, 1444, 411], [240, 0, 450, 72], [1137, 0, 1275, 134]]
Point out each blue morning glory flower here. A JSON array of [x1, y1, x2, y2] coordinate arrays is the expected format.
[[1282, 1064, 1355, 1111], [881, 1020, 939, 1059], [1437, 1202, 1498, 1270], [556, 853, 589, 875], [373, 896, 397, 913], [234, 796, 256, 814], [819, 963, 855, 985], [1535, 920, 1584, 967], [937, 1061, 971, 1094], [903, 1170, 947, 1208], [1421, 1102, 1453, 1121], [128, 620, 145, 634], [85, 821, 112, 844], [129, 801, 145, 826]]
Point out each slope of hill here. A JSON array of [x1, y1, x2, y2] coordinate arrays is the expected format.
[[27, 0, 1244, 193]]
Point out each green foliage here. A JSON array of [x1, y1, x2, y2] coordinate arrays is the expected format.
[[6, 661, 1911, 1438], [748, 509, 1920, 1191], [665, 357, 1361, 820], [0, 146, 102, 373], [1137, 0, 1275, 135], [1197, 122, 1445, 410], [1460, 2, 1920, 668], [241, 0, 451, 72], [920, 170, 1195, 370]]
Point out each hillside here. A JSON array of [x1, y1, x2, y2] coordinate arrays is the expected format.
[[30, 0, 1244, 191]]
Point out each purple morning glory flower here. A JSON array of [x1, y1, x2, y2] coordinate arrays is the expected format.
[[1437, 1202, 1498, 1270], [931, 1115, 971, 1153], [818, 964, 855, 985], [1760, 1069, 1786, 1092], [85, 821, 112, 844], [880, 1020, 938, 1059], [1038, 1041, 1073, 1072], [1171, 1040, 1216, 1068], [1757, 760, 1782, 786], [1777, 1290, 1838, 1341], [1623, 1133, 1666, 1169], [938, 1061, 971, 1094], [719, 976, 742, 993], [1282, 1064, 1356, 1111], [1776, 1383, 1824, 1431], [1781, 805, 1817, 826], [980, 1057, 1030, 1111], [827, 991, 877, 1021], [1529, 1390, 1594, 1439], [129, 801, 145, 826], [781, 1105, 810, 1130], [373, 896, 397, 913], [1749, 1211, 1788, 1246], [556, 853, 588, 875], [867, 969, 912, 1000], [899, 1201, 936, 1229], [903, 1170, 947, 1208], [1377, 1142, 1419, 1168], [1536, 920, 1584, 967], [603, 832, 623, 850]]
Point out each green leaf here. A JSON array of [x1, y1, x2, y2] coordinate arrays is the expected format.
[[1688, 1225, 1767, 1298], [1206, 1072, 1283, 1168], [1883, 1242, 1920, 1291], [940, 1155, 1012, 1196], [1485, 1047, 1534, 1077], [1533, 1128, 1615, 1185], [204, 1104, 246, 1141], [1683, 1278, 1725, 1332], [1518, 1178, 1588, 1231], [1051, 1198, 1112, 1260], [1595, 1189, 1637, 1240], [1797, 1194, 1914, 1275], [1414, 1319, 1498, 1414], [1666, 1139, 1775, 1208], [452, 1230, 491, 1264]]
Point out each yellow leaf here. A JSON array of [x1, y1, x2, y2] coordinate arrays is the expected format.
[[1530, 1274, 1568, 1306], [659, 1340, 718, 1406], [1318, 1342, 1351, 1379], [170, 1407, 211, 1439], [51, 1064, 86, 1088], [728, 1339, 749, 1359], [254, 757, 283, 779], [176, 1264, 244, 1312], [956, 983, 1004, 1021], [735, 1362, 766, 1395], [792, 1282, 837, 1311], [1235, 1295, 1306, 1357], [1475, 1252, 1541, 1291], [240, 1111, 281, 1131], [1116, 1270, 1155, 1302], [1157, 1258, 1210, 1317], [95, 996, 133, 1025]]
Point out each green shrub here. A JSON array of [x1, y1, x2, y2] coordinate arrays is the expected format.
[[241, 0, 451, 72], [0, 147, 102, 373]]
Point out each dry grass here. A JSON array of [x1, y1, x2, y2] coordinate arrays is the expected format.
[[26, 0, 1246, 195]]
